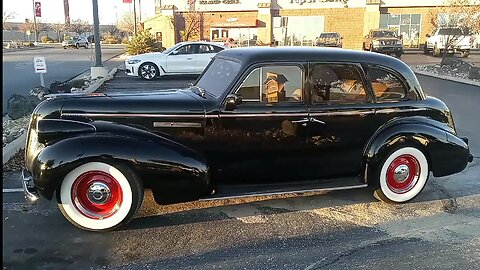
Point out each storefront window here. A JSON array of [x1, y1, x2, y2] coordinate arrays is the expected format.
[[380, 13, 422, 48]]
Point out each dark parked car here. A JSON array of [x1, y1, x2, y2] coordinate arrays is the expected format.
[[316, 32, 343, 48], [23, 47, 472, 231], [363, 29, 403, 57]]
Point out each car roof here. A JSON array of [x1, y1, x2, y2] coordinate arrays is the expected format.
[[174, 41, 227, 47]]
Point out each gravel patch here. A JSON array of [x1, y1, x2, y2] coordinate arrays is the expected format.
[[413, 64, 480, 83], [3, 149, 24, 175], [2, 116, 30, 147]]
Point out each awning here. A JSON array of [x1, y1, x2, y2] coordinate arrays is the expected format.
[[210, 17, 258, 28]]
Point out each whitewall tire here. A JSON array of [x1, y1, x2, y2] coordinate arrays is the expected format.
[[58, 162, 143, 231], [378, 147, 429, 203]]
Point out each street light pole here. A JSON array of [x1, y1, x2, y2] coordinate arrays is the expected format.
[[32, 0, 38, 44], [133, 0, 137, 36], [92, 0, 102, 67]]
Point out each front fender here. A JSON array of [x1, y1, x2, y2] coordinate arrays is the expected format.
[[31, 121, 209, 204], [363, 122, 469, 186]]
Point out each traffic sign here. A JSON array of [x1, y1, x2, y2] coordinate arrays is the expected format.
[[33, 56, 47, 73]]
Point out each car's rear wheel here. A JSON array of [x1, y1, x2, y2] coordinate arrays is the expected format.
[[375, 146, 429, 203], [63, 46, 67, 49], [84, 43, 89, 49], [139, 62, 159, 80], [57, 162, 143, 231]]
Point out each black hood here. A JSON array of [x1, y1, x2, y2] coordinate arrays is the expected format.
[[59, 89, 206, 115]]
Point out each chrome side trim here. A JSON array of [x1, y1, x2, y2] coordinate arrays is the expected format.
[[153, 122, 202, 128], [219, 113, 309, 118], [310, 111, 374, 117], [199, 184, 368, 201], [376, 108, 425, 114], [62, 113, 206, 119]]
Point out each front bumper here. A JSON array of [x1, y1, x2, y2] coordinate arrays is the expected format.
[[125, 62, 141, 77], [372, 45, 403, 53], [22, 169, 40, 204]]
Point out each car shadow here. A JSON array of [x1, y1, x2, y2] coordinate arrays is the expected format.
[[119, 161, 480, 232]]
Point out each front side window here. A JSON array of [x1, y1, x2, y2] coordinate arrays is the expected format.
[[176, 44, 196, 55], [236, 65, 303, 103], [368, 67, 407, 101], [311, 64, 367, 103]]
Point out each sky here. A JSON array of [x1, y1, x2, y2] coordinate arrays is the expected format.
[[3, 0, 156, 25]]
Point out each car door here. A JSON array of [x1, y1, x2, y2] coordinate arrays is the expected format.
[[196, 44, 222, 73], [306, 63, 377, 179], [166, 44, 198, 74], [207, 63, 312, 184]]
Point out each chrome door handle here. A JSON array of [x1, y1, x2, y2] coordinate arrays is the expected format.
[[187, 57, 193, 60], [310, 118, 326, 124], [291, 118, 310, 124]]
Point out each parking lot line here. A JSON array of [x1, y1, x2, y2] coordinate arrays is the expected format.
[[3, 188, 23, 193]]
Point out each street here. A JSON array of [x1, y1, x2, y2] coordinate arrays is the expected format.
[[2, 45, 125, 115], [3, 65, 480, 269]]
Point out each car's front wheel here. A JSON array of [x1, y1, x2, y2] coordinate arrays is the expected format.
[[75, 43, 80, 49], [57, 162, 143, 231], [375, 146, 429, 203], [139, 62, 159, 80]]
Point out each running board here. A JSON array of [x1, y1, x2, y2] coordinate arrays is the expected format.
[[199, 178, 367, 201]]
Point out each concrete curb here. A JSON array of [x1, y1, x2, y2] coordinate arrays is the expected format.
[[412, 68, 480, 87], [2, 133, 26, 165]]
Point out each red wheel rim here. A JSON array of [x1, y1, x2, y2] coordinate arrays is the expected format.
[[72, 171, 123, 219], [386, 154, 420, 194]]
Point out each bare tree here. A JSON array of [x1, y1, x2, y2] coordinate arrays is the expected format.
[[429, 0, 480, 58], [3, 10, 17, 30], [49, 23, 66, 42], [67, 19, 91, 35], [19, 19, 46, 41], [178, 12, 202, 41], [118, 12, 141, 36]]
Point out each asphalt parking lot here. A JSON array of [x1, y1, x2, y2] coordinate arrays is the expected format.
[[3, 49, 480, 270]]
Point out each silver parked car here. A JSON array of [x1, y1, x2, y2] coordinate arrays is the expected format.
[[62, 36, 89, 49]]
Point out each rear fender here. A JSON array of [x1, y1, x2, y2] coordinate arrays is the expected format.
[[31, 121, 209, 204], [363, 121, 469, 187]]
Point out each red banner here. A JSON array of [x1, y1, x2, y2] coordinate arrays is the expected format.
[[123, 0, 132, 3], [35, 2, 41, 17]]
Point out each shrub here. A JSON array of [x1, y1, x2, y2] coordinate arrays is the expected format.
[[102, 34, 120, 44], [126, 30, 163, 55], [41, 36, 54, 43]]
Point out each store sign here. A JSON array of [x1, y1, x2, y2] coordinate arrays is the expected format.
[[289, 0, 347, 4], [199, 0, 240, 4]]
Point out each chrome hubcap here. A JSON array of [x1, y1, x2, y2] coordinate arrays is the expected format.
[[87, 182, 111, 204], [393, 164, 410, 183]]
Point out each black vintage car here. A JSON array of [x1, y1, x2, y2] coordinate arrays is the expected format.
[[23, 47, 472, 231]]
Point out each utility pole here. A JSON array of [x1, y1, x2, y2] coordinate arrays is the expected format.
[[92, 0, 102, 67], [139, 0, 142, 22], [32, 0, 38, 44], [133, 0, 137, 36]]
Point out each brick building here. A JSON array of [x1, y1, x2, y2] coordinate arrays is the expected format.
[[143, 0, 479, 49]]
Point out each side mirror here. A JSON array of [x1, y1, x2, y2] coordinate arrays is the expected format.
[[171, 50, 179, 55], [225, 94, 242, 111]]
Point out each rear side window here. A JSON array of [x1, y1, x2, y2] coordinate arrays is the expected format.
[[311, 64, 367, 103], [368, 67, 407, 101]]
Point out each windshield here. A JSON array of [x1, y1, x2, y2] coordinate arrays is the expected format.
[[372, 31, 397, 38], [319, 33, 338, 39], [195, 58, 241, 98], [438, 28, 463, 35]]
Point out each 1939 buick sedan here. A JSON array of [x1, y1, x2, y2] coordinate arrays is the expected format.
[[23, 47, 473, 231]]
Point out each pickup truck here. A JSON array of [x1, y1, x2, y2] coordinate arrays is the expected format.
[[424, 28, 473, 57]]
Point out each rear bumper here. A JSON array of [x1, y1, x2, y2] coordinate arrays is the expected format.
[[22, 169, 40, 204]]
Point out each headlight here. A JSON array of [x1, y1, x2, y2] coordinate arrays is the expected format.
[[127, 59, 141, 64], [373, 41, 380, 46]]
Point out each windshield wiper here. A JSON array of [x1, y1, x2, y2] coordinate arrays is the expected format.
[[188, 84, 206, 99]]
